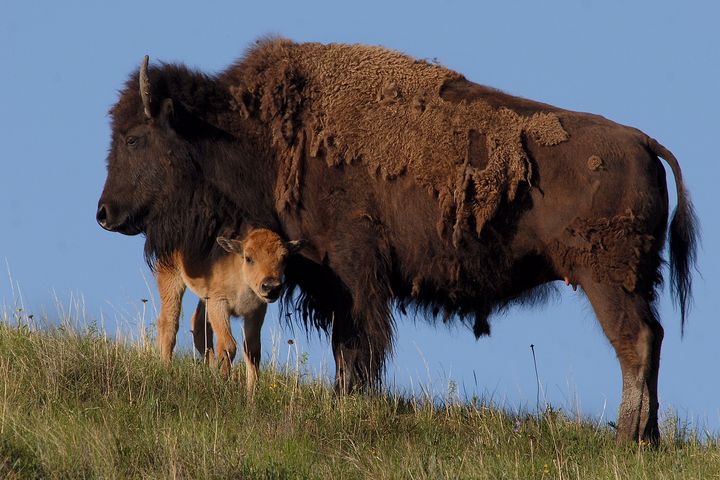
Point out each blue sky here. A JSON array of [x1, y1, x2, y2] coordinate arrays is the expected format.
[[2, 1, 718, 431]]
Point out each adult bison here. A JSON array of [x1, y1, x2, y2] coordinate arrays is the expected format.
[[97, 39, 697, 443]]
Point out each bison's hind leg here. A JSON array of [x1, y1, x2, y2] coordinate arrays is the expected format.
[[580, 278, 663, 443]]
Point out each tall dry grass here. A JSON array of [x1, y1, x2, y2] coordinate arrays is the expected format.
[[0, 302, 718, 479]]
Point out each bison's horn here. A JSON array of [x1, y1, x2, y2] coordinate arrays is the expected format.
[[139, 55, 152, 119]]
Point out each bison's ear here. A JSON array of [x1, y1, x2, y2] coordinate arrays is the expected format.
[[217, 236, 243, 255], [287, 239, 307, 255], [157, 98, 175, 127]]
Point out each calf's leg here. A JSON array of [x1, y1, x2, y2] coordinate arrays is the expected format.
[[156, 264, 185, 362], [205, 300, 237, 378]]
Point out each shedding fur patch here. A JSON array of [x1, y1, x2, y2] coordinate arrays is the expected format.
[[231, 39, 569, 241], [587, 155, 604, 171], [551, 210, 655, 292]]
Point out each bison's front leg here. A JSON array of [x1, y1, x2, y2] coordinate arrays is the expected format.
[[581, 279, 663, 443], [331, 307, 383, 394], [327, 219, 394, 394]]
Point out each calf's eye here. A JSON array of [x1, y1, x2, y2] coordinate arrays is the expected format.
[[245, 256, 254, 264]]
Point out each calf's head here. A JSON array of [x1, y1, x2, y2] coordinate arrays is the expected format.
[[217, 229, 305, 302]]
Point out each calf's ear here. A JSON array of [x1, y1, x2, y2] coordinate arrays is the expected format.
[[287, 239, 307, 255], [217, 236, 244, 254]]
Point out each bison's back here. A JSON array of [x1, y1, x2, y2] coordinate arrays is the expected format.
[[231, 39, 568, 243]]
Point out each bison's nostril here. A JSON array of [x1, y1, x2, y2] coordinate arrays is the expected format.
[[96, 204, 108, 226]]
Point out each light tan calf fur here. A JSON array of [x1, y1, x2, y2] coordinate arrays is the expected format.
[[155, 228, 304, 392]]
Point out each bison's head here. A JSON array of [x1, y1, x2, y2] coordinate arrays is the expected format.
[[97, 56, 201, 235], [217, 229, 305, 303]]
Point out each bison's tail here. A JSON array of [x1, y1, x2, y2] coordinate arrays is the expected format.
[[647, 137, 699, 334]]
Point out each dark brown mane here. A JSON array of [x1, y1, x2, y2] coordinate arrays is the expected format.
[[108, 63, 278, 267], [143, 181, 243, 270]]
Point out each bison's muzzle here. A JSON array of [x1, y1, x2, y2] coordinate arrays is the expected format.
[[96, 202, 142, 235]]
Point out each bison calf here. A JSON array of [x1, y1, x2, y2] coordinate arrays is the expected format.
[[155, 228, 304, 391]]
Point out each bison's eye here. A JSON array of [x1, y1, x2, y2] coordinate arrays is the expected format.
[[245, 255, 254, 265], [125, 136, 139, 147]]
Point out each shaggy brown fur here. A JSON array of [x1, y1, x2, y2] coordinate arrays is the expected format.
[[97, 37, 698, 444], [550, 210, 657, 293], [228, 41, 568, 243]]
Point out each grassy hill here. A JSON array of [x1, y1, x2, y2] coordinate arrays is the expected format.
[[0, 318, 718, 479]]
